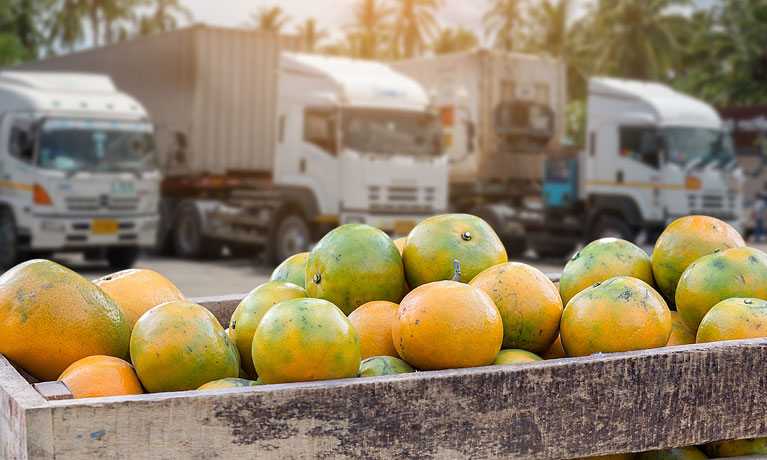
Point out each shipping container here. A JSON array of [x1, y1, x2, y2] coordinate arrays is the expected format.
[[392, 50, 567, 186], [16, 24, 303, 177]]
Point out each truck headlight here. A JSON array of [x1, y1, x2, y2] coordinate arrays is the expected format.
[[40, 220, 66, 233]]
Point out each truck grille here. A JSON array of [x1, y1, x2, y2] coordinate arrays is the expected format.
[[702, 195, 723, 210], [387, 186, 418, 202], [65, 196, 139, 212], [367, 186, 435, 212]]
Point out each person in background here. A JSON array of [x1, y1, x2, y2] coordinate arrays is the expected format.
[[754, 191, 767, 243]]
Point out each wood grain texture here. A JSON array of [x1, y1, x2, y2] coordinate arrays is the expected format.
[[0, 354, 53, 460], [4, 284, 767, 459], [34, 338, 767, 460]]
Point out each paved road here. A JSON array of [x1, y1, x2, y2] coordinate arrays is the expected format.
[[51, 252, 568, 299]]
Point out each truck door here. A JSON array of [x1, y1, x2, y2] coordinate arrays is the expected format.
[[613, 125, 664, 222], [300, 107, 341, 213], [1, 116, 36, 205]]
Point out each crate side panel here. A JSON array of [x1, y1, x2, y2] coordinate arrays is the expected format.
[[0, 354, 53, 459], [45, 339, 767, 459], [192, 293, 243, 327]]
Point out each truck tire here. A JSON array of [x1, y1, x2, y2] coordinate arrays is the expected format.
[[0, 208, 21, 270], [503, 236, 527, 259], [106, 246, 140, 269], [588, 215, 636, 243], [173, 203, 217, 259], [152, 198, 176, 256], [269, 214, 312, 265]]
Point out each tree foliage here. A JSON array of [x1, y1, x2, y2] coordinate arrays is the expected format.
[[2, 0, 766, 108]]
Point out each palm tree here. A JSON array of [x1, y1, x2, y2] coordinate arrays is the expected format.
[[697, 0, 767, 104], [246, 5, 291, 33], [346, 0, 393, 59], [391, 0, 442, 58], [580, 0, 689, 80], [483, 0, 522, 52], [0, 0, 42, 64], [138, 0, 193, 36], [83, 0, 132, 46], [102, 0, 139, 44], [47, 0, 89, 50], [1, 0, 50, 58], [296, 18, 328, 53], [432, 26, 478, 54], [528, 0, 571, 57], [46, 0, 147, 48], [323, 32, 367, 58]]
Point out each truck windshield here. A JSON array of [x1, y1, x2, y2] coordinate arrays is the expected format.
[[342, 109, 443, 157], [665, 127, 736, 167], [36, 119, 157, 173]]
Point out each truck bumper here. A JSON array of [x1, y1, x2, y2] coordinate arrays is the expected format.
[[26, 214, 159, 250], [340, 211, 444, 236]]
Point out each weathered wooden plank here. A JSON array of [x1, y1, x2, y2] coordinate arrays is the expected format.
[[38, 338, 767, 460], [0, 354, 54, 460], [192, 293, 245, 327], [33, 382, 73, 401]]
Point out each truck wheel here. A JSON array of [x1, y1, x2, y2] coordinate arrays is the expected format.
[[270, 214, 311, 265], [503, 236, 528, 258], [173, 204, 215, 259], [106, 246, 140, 269], [0, 208, 21, 270], [152, 199, 176, 256], [588, 216, 636, 242]]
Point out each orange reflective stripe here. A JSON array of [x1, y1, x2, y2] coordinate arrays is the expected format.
[[0, 181, 34, 191]]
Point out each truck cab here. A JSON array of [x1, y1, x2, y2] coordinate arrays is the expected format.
[[581, 77, 743, 241], [0, 72, 161, 269], [272, 54, 448, 252]]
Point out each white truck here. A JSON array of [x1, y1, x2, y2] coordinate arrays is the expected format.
[[17, 25, 448, 263], [396, 50, 743, 257], [0, 71, 161, 269]]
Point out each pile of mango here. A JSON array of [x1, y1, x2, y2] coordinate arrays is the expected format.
[[0, 213, 764, 459]]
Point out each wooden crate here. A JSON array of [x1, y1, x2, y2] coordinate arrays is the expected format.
[[2, 292, 767, 460]]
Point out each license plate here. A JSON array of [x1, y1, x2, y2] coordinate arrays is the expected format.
[[394, 220, 416, 235], [92, 219, 119, 234]]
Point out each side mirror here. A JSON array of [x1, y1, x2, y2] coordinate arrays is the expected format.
[[175, 131, 188, 149], [466, 121, 476, 153], [174, 131, 188, 165], [10, 125, 35, 162]]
